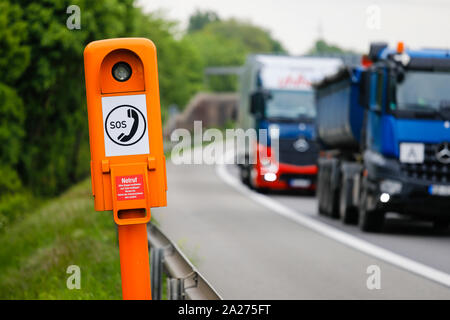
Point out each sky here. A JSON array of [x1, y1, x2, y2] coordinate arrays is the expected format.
[[137, 0, 450, 55]]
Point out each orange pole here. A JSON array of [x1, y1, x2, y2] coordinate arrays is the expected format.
[[117, 210, 152, 300]]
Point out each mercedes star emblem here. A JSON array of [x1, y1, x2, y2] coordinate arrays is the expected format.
[[436, 142, 450, 164], [293, 138, 309, 152]]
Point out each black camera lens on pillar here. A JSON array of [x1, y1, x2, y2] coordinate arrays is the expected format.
[[112, 62, 132, 82]]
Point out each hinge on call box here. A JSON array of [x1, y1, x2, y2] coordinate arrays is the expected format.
[[102, 156, 156, 173]]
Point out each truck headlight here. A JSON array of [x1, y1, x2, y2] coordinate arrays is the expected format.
[[380, 179, 402, 195], [380, 193, 390, 203], [264, 173, 277, 182]]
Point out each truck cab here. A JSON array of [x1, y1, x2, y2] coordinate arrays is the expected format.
[[360, 43, 450, 228], [238, 55, 343, 192], [316, 42, 450, 232]]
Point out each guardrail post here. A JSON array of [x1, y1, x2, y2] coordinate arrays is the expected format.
[[167, 278, 185, 300], [150, 247, 163, 300]]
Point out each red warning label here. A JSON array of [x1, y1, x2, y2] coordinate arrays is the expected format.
[[116, 175, 145, 201]]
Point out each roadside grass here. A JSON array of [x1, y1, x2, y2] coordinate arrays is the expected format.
[[0, 179, 122, 299]]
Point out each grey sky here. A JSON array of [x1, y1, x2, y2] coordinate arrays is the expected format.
[[137, 0, 450, 55]]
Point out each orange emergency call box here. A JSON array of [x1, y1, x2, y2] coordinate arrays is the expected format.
[[84, 38, 167, 226]]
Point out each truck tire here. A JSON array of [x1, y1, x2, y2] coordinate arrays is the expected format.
[[256, 187, 269, 194], [317, 168, 325, 214], [359, 187, 384, 232], [327, 159, 341, 218], [339, 177, 358, 224], [247, 166, 269, 193], [433, 220, 449, 233], [328, 187, 340, 218], [318, 161, 339, 218], [239, 165, 250, 186]]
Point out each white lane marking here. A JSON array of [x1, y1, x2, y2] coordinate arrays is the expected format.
[[215, 150, 450, 288]]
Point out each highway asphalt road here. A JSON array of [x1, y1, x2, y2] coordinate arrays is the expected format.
[[152, 157, 450, 299]]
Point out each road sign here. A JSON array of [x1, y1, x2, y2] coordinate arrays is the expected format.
[[84, 38, 167, 300]]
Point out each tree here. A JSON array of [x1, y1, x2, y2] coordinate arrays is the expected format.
[[203, 19, 286, 54], [0, 1, 31, 226], [187, 9, 220, 33], [185, 18, 287, 91], [0, 1, 29, 191], [186, 31, 245, 92], [307, 38, 355, 55]]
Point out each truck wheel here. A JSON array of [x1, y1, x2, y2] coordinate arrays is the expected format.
[[249, 166, 265, 193], [433, 220, 449, 232], [339, 177, 358, 224], [328, 185, 340, 219], [256, 187, 269, 194], [359, 187, 384, 232], [316, 168, 328, 216], [327, 161, 340, 219], [239, 165, 250, 186], [317, 169, 327, 215]]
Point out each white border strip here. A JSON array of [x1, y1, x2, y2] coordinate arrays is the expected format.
[[216, 150, 450, 288]]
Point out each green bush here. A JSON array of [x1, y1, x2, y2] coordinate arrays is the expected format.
[[0, 193, 34, 231], [0, 166, 34, 231], [0, 82, 28, 230], [0, 84, 25, 169]]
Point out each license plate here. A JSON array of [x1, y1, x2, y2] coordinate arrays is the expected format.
[[429, 185, 450, 196], [290, 179, 311, 188], [400, 143, 424, 164]]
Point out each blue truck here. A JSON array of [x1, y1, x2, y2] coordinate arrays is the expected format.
[[315, 42, 450, 232]]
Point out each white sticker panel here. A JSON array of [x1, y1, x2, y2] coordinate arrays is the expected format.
[[399, 143, 424, 164], [257, 56, 344, 90], [102, 94, 149, 157]]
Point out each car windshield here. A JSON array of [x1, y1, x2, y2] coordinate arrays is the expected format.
[[265, 90, 316, 120], [392, 71, 450, 112]]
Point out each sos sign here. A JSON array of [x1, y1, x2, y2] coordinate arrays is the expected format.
[[102, 94, 149, 156]]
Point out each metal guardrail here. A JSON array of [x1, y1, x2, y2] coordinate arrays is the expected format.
[[147, 223, 222, 300], [204, 66, 243, 76], [305, 53, 362, 67]]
